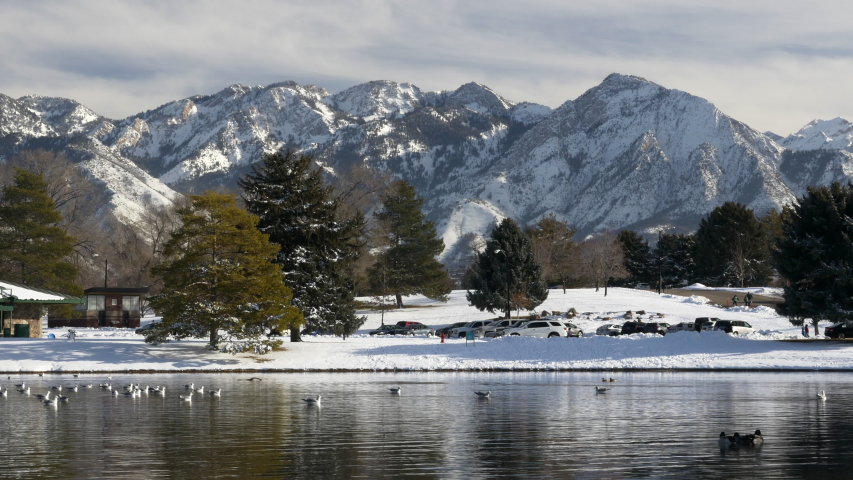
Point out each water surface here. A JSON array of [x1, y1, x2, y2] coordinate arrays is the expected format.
[[0, 372, 850, 479]]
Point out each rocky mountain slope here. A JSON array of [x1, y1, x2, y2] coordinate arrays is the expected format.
[[2, 75, 852, 270]]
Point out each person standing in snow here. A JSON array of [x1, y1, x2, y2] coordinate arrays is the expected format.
[[731, 295, 739, 307], [805, 324, 810, 338], [802, 324, 807, 337], [745, 292, 753, 308]]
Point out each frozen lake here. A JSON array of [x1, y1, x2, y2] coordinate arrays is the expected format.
[[1, 372, 850, 478]]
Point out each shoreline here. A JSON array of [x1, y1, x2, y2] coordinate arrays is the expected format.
[[5, 366, 853, 374]]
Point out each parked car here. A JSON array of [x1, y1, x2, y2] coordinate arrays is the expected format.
[[449, 320, 494, 338], [484, 320, 527, 338], [634, 283, 650, 290], [701, 320, 718, 332], [435, 322, 468, 337], [621, 321, 647, 335], [694, 317, 721, 333], [477, 319, 520, 337], [824, 321, 853, 339], [391, 323, 434, 336], [562, 322, 584, 337], [394, 321, 421, 328], [642, 322, 670, 335], [667, 322, 696, 334], [368, 325, 396, 336], [135, 322, 159, 335], [503, 320, 567, 338], [713, 320, 755, 335], [596, 324, 622, 336]]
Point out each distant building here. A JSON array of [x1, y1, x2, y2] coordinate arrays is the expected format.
[[48, 287, 150, 329], [0, 279, 85, 338]]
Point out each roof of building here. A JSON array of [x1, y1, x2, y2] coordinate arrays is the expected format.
[[83, 287, 150, 295], [0, 279, 84, 304]]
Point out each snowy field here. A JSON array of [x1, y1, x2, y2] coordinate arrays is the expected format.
[[1, 287, 851, 374]]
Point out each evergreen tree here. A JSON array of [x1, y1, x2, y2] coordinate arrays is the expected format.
[[466, 218, 548, 318], [694, 202, 772, 287], [147, 192, 301, 352], [653, 233, 696, 290], [775, 182, 853, 328], [0, 168, 81, 317], [239, 150, 366, 341], [617, 230, 653, 286], [368, 180, 451, 308]]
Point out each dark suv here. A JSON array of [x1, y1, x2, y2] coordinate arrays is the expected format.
[[621, 321, 647, 335], [642, 322, 669, 335]]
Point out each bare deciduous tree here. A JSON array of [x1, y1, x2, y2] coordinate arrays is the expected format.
[[580, 231, 629, 296]]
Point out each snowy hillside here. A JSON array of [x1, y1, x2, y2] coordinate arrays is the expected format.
[[3, 75, 853, 262]]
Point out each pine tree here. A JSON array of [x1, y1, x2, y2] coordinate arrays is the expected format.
[[238, 150, 365, 341], [368, 180, 451, 308], [617, 230, 653, 286], [653, 233, 696, 290], [147, 192, 301, 352], [466, 218, 548, 318], [694, 202, 772, 287], [0, 168, 81, 317], [775, 182, 853, 327]]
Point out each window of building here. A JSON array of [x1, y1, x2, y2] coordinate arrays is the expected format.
[[122, 296, 140, 311], [87, 295, 105, 310]]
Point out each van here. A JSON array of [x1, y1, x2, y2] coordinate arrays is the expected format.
[[694, 317, 721, 333]]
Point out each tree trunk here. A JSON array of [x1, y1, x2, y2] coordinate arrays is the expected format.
[[208, 328, 218, 350], [812, 320, 820, 336], [604, 280, 609, 297], [290, 326, 303, 342], [395, 293, 404, 309]]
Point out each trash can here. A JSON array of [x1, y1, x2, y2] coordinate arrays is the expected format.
[[13, 324, 30, 338], [2, 328, 9, 337]]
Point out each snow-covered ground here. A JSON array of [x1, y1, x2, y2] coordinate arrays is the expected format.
[[1, 288, 849, 374]]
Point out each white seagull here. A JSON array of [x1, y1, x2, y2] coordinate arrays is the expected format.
[[209, 389, 222, 397], [303, 395, 322, 405], [179, 394, 193, 402], [817, 391, 827, 400]]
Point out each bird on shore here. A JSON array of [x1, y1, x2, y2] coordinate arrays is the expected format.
[[741, 430, 764, 446], [303, 395, 322, 405], [817, 391, 827, 400], [474, 391, 491, 398], [595, 387, 609, 394], [388, 386, 402, 394]]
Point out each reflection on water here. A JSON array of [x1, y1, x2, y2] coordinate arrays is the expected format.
[[1, 372, 852, 479]]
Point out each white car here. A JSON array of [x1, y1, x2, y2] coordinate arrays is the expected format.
[[503, 320, 567, 338], [667, 322, 696, 333], [596, 324, 622, 336], [713, 320, 755, 335], [477, 319, 521, 337], [449, 320, 494, 338]]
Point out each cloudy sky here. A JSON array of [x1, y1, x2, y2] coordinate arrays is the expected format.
[[1, 0, 850, 135]]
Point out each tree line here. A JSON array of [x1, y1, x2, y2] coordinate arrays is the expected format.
[[2, 148, 851, 347]]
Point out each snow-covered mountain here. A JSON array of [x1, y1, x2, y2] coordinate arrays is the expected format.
[[2, 74, 853, 269]]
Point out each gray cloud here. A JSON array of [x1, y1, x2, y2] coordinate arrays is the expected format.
[[0, 0, 851, 134]]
